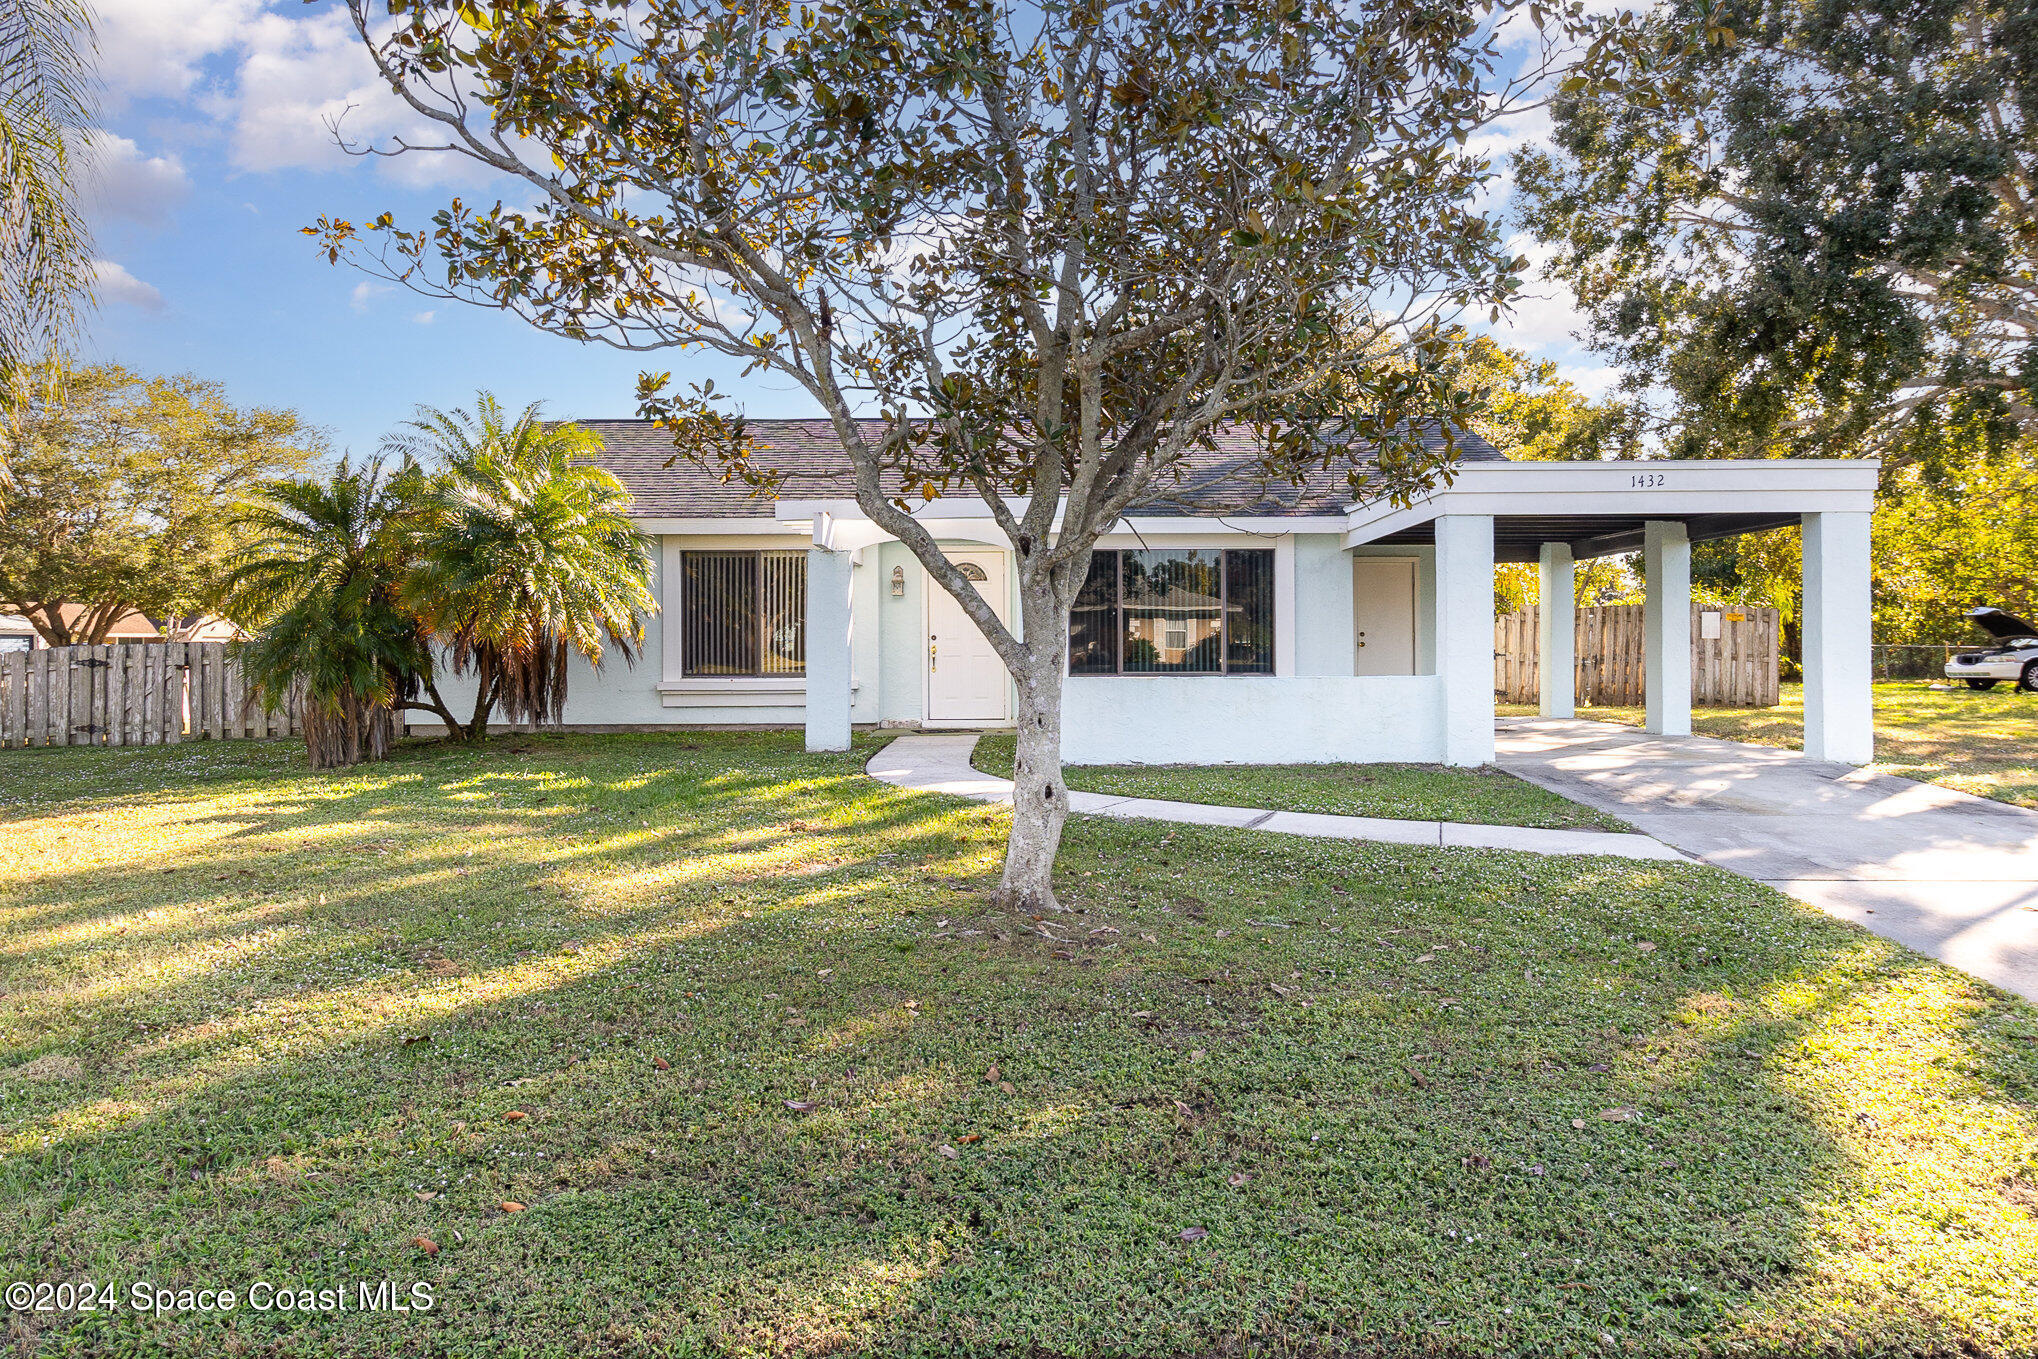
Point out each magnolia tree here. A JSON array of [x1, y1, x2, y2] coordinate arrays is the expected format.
[[316, 0, 1646, 911]]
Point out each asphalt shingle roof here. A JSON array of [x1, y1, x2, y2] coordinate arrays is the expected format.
[[576, 418, 1506, 519]]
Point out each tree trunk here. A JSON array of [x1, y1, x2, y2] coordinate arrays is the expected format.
[[465, 666, 497, 742], [19, 602, 76, 648], [302, 694, 395, 769], [405, 681, 467, 740], [994, 574, 1072, 913]]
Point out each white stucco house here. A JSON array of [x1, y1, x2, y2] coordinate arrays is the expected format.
[[482, 420, 1879, 767]]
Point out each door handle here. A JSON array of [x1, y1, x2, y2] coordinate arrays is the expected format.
[[929, 639, 937, 671]]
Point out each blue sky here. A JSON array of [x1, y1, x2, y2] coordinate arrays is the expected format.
[[83, 0, 1614, 460]]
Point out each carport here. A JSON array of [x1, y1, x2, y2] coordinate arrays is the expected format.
[[1343, 459, 1882, 765]]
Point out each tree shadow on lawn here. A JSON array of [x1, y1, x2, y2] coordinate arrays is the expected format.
[[0, 730, 918, 972], [3, 735, 2036, 1357]]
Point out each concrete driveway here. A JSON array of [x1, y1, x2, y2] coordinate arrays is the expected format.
[[1496, 717, 2038, 1003]]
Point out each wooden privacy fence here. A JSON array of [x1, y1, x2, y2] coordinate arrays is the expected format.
[[0, 642, 301, 749], [1496, 603, 1782, 708]]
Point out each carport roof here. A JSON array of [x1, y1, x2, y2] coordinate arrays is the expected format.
[[1343, 459, 1879, 561], [1370, 510, 1811, 562]]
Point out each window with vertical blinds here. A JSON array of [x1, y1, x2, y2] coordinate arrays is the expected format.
[[1067, 548, 1274, 675], [680, 551, 806, 677]]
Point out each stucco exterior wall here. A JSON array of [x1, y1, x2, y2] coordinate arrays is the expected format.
[[875, 540, 929, 724], [1062, 675, 1446, 764], [1292, 534, 1354, 675], [427, 533, 890, 729], [424, 558, 677, 727], [847, 547, 883, 725], [1413, 546, 1438, 674], [425, 529, 1460, 761]]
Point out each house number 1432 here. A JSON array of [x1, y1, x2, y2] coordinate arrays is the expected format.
[[1630, 472, 1666, 488]]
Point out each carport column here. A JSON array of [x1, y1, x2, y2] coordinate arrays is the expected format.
[[1434, 514, 1496, 766], [1801, 511, 1874, 765], [1537, 542, 1576, 719], [1643, 521, 1691, 736], [804, 547, 853, 752]]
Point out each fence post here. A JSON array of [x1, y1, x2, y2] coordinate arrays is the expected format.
[[2, 651, 21, 748], [166, 642, 185, 744], [214, 646, 230, 737], [110, 645, 128, 746], [95, 644, 111, 745], [227, 651, 247, 739], [138, 644, 155, 744], [57, 646, 76, 745], [201, 645, 219, 739]]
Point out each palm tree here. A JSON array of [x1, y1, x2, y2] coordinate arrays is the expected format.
[[1, 0, 98, 420], [392, 395, 654, 741], [222, 458, 458, 768]]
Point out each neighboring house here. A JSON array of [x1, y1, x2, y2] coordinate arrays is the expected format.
[[437, 420, 1881, 766], [0, 607, 241, 650]]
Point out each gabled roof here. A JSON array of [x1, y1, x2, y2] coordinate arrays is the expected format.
[[575, 418, 1506, 520]]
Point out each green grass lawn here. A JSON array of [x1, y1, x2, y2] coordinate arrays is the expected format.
[[971, 732, 1629, 831], [3, 732, 2037, 1358], [1500, 681, 2038, 809]]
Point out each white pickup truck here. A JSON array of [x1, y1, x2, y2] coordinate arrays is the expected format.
[[1943, 608, 2038, 691]]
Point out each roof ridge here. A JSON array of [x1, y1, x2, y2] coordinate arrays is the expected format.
[[568, 419, 1506, 519]]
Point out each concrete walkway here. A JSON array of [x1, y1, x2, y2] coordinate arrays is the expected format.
[[867, 732, 1685, 862], [1497, 717, 2038, 1003]]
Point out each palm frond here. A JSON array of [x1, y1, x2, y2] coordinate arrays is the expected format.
[[225, 455, 434, 767], [0, 0, 98, 401], [398, 393, 655, 728]]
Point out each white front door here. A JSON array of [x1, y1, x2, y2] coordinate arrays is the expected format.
[[926, 553, 1011, 725], [1353, 556, 1418, 675]]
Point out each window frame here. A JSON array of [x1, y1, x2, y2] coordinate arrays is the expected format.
[[678, 548, 808, 679], [1069, 547, 1275, 677]]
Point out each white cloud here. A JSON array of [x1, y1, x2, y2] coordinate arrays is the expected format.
[[93, 0, 266, 106], [1559, 364, 1622, 398], [82, 132, 190, 225], [1467, 103, 1555, 213], [225, 10, 393, 172], [1484, 233, 1592, 356], [92, 260, 167, 312], [93, 1, 497, 190], [350, 280, 391, 312], [411, 310, 436, 325], [224, 9, 495, 189]]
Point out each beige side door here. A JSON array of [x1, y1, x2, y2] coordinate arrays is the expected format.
[[1353, 556, 1418, 675]]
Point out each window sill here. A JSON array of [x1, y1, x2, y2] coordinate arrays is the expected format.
[[656, 677, 857, 709]]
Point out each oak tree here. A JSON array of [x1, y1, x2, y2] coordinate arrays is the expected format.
[[1516, 0, 2038, 459], [0, 363, 323, 645]]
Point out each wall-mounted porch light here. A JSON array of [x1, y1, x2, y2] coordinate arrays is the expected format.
[[890, 566, 906, 597]]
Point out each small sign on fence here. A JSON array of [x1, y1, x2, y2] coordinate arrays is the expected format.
[[0, 642, 301, 750]]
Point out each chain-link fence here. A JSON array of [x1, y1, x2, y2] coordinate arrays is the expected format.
[[1870, 644, 1960, 680]]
